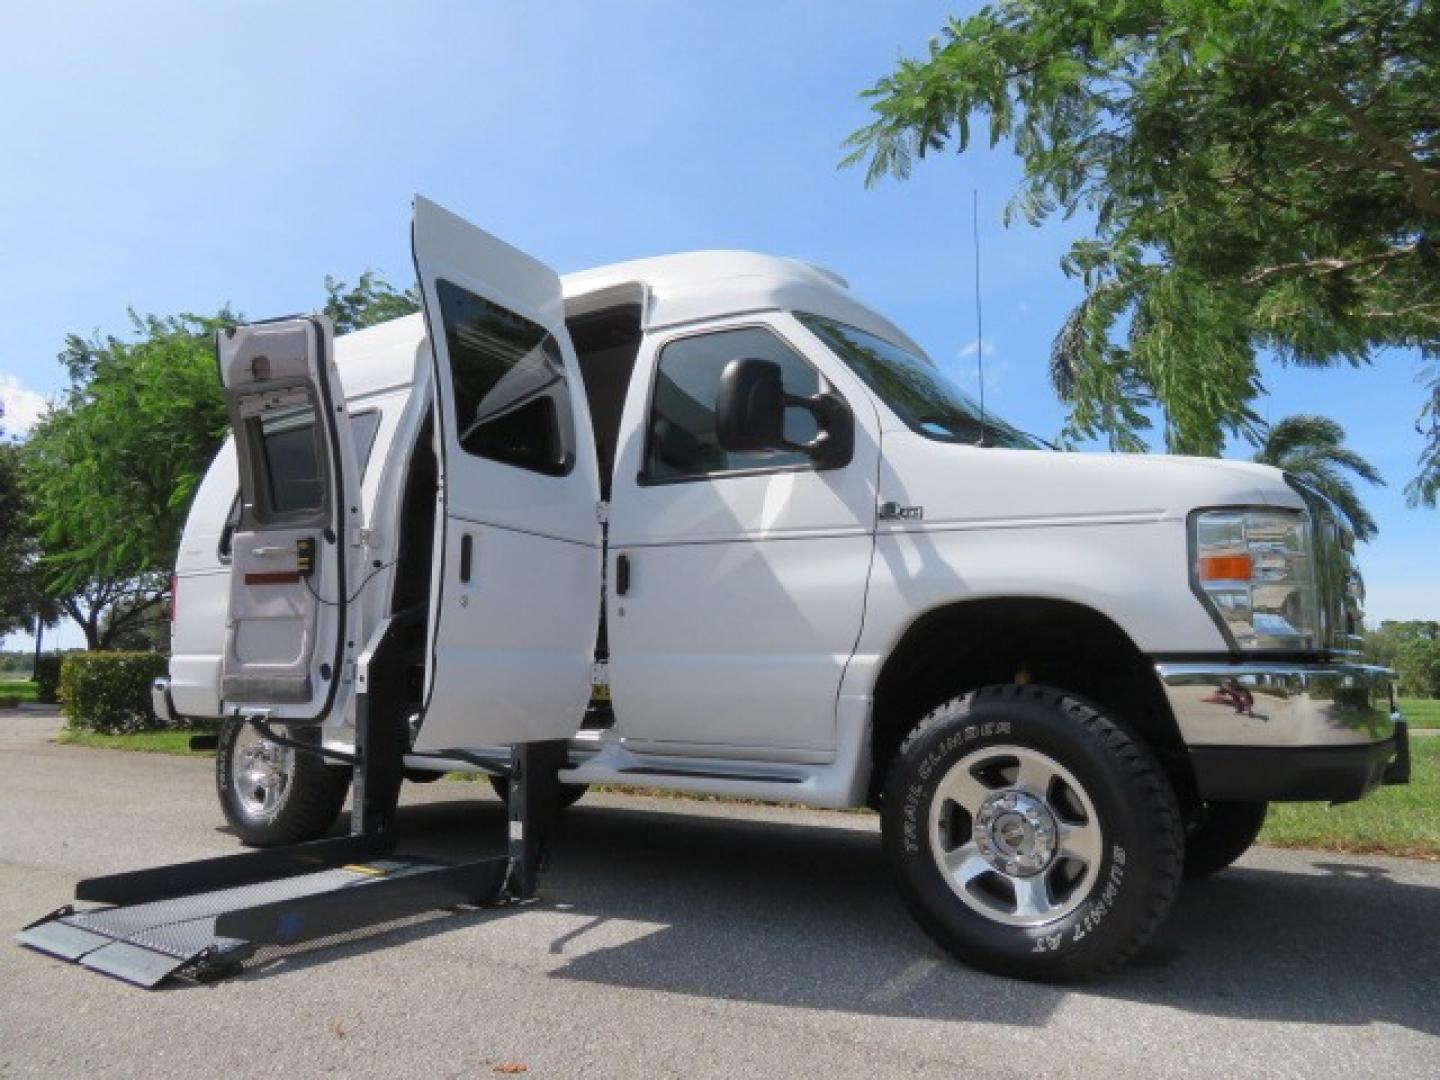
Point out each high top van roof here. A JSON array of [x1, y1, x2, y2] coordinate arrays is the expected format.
[[333, 250, 926, 401]]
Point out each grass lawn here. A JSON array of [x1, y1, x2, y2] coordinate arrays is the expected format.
[[0, 678, 39, 706], [1260, 739, 1439, 860], [55, 728, 213, 756], [1398, 697, 1440, 729]]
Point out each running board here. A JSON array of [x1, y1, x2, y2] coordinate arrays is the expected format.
[[17, 846, 508, 988]]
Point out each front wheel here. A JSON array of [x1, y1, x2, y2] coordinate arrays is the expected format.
[[881, 685, 1183, 981], [216, 716, 351, 847]]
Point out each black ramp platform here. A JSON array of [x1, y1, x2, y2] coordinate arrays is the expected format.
[[18, 856, 509, 988]]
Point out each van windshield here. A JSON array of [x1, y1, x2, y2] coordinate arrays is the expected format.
[[795, 313, 1036, 449]]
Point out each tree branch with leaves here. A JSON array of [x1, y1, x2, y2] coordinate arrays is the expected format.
[[844, 0, 1440, 505]]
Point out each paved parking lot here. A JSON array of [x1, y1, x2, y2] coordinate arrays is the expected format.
[[2, 710, 1438, 1078]]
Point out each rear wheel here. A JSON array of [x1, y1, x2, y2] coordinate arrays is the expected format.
[[487, 775, 589, 811], [881, 684, 1183, 981], [1183, 801, 1267, 880], [216, 716, 350, 847]]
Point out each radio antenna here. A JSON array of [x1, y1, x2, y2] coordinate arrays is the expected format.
[[972, 188, 988, 446]]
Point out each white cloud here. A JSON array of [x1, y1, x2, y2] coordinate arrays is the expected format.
[[952, 356, 1016, 395], [0, 375, 49, 436], [957, 338, 996, 359]]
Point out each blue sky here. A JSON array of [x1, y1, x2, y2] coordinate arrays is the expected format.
[[1, 1, 1433, 648]]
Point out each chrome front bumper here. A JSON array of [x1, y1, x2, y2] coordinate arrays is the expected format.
[[1156, 661, 1395, 747], [1155, 660, 1401, 803]]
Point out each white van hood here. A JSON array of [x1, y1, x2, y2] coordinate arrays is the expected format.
[[877, 433, 1302, 529]]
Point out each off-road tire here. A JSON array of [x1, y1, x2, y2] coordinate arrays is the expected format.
[[881, 684, 1184, 982], [1183, 801, 1267, 880], [216, 716, 351, 847]]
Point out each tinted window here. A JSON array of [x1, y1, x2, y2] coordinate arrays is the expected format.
[[258, 404, 324, 514], [351, 409, 382, 473], [437, 279, 574, 476], [225, 407, 381, 559], [645, 326, 820, 482]]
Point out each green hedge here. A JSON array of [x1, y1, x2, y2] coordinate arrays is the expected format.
[[32, 655, 62, 704], [59, 652, 170, 734]]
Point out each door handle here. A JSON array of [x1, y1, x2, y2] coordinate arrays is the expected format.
[[616, 553, 631, 596], [459, 533, 473, 583], [252, 545, 290, 557]]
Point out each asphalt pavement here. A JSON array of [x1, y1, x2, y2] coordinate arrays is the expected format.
[[2, 710, 1437, 1079]]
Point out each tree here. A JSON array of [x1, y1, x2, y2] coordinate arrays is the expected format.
[[1363, 618, 1434, 668], [99, 595, 170, 653], [1364, 618, 1440, 695], [1253, 414, 1384, 539], [323, 271, 420, 334], [0, 410, 53, 646], [844, 0, 1440, 504], [1396, 633, 1440, 697], [19, 271, 418, 650], [21, 310, 233, 649]]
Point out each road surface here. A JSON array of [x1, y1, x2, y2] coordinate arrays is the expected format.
[[2, 711, 1437, 1078]]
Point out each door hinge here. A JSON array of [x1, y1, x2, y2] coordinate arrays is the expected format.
[[350, 527, 374, 548], [595, 501, 609, 525]]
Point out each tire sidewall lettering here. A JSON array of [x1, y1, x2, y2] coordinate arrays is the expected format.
[[883, 689, 1170, 975], [901, 717, 1012, 854]]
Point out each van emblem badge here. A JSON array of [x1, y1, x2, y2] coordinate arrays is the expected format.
[[879, 502, 924, 521]]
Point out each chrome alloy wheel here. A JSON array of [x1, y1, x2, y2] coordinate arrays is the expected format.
[[928, 744, 1103, 927], [231, 722, 295, 824]]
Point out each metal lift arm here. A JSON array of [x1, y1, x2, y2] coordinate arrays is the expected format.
[[16, 617, 565, 987]]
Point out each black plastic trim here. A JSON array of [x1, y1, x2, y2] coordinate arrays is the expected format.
[[618, 766, 804, 784], [1150, 650, 1364, 666], [1189, 739, 1397, 804]]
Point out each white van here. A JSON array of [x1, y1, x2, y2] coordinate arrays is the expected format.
[[154, 196, 1404, 979]]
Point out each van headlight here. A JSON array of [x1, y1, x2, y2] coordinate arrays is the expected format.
[[1192, 509, 1320, 651]]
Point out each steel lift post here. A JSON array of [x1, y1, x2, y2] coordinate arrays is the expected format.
[[16, 617, 563, 987]]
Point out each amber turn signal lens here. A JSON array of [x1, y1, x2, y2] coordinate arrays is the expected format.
[[1198, 554, 1253, 581]]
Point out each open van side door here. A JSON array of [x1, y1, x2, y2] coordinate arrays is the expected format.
[[410, 196, 603, 752], [217, 316, 361, 722]]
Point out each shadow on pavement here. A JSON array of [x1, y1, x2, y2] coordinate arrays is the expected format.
[[231, 793, 1440, 1037]]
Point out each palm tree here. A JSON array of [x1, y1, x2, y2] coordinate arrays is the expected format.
[[1253, 415, 1384, 541]]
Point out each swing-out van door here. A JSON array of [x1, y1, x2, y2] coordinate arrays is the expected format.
[[217, 315, 362, 722], [409, 195, 603, 751]]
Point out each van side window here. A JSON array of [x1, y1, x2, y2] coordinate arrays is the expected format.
[[221, 408, 381, 563], [351, 409, 382, 473], [258, 405, 324, 514], [435, 279, 575, 476], [644, 326, 819, 483]]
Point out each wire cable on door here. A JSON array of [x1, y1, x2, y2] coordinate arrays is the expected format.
[[303, 559, 397, 608]]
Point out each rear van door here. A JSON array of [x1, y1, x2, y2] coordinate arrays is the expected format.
[[217, 315, 362, 722]]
